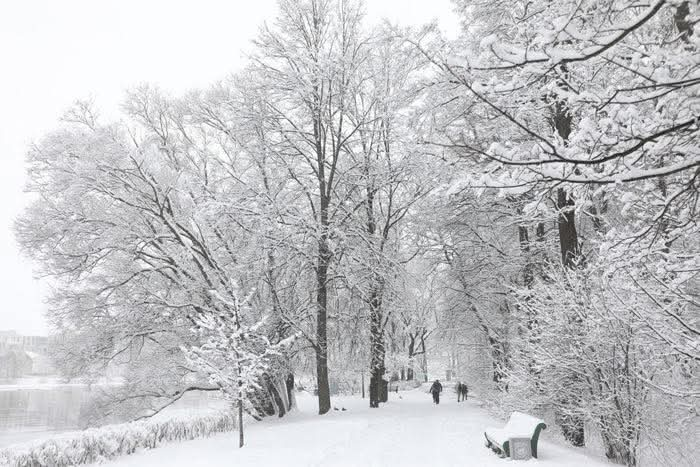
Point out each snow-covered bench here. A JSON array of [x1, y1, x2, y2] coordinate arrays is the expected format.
[[484, 411, 547, 459]]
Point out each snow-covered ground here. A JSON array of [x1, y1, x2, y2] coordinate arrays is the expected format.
[[100, 388, 612, 467]]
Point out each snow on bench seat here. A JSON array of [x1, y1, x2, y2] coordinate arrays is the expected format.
[[484, 411, 547, 458]]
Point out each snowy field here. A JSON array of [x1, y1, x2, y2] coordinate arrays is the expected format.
[[100, 389, 611, 467]]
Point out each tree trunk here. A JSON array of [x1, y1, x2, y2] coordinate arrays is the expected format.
[[551, 79, 585, 447], [285, 373, 296, 410], [379, 378, 388, 403], [488, 334, 508, 390], [315, 198, 332, 414], [535, 222, 547, 275], [675, 1, 693, 42], [419, 333, 428, 382], [407, 335, 416, 381], [315, 242, 331, 415], [519, 224, 534, 287], [551, 94, 579, 268], [369, 285, 386, 408], [312, 61, 333, 413], [557, 188, 579, 268], [238, 398, 244, 448], [266, 376, 287, 418]]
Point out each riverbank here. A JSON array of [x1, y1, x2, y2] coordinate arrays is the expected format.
[[0, 411, 236, 466], [0, 382, 226, 448]]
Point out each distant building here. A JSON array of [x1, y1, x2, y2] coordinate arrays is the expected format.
[[24, 351, 54, 375], [0, 349, 33, 378], [0, 330, 49, 353], [22, 335, 50, 353], [0, 330, 54, 377], [0, 330, 22, 350]]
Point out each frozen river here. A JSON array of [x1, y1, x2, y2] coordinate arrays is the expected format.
[[0, 379, 227, 448], [0, 379, 93, 447]]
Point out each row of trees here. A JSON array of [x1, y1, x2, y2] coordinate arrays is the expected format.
[[17, 0, 697, 463], [413, 1, 698, 465], [18, 0, 435, 422]]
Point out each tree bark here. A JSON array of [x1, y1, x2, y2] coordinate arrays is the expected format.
[[519, 224, 533, 286], [315, 231, 331, 415], [369, 285, 386, 408], [557, 188, 579, 268], [407, 335, 416, 381], [286, 373, 296, 410], [419, 333, 428, 382], [675, 1, 693, 41], [314, 102, 332, 414], [238, 397, 244, 448], [488, 334, 508, 390], [265, 375, 287, 418], [551, 76, 585, 447]]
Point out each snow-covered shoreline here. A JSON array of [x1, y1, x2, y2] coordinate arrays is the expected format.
[[0, 410, 237, 466]]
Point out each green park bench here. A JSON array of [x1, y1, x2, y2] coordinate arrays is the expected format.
[[484, 411, 547, 459]]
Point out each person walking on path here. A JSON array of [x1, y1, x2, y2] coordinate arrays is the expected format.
[[429, 379, 443, 404], [457, 382, 468, 402]]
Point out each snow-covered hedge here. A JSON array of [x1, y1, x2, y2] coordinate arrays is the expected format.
[[0, 411, 236, 467]]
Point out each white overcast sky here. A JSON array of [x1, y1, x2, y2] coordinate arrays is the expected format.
[[0, 0, 458, 335]]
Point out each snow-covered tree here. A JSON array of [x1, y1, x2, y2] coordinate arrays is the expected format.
[[16, 93, 295, 430]]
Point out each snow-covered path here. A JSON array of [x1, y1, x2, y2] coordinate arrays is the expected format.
[[102, 389, 611, 467]]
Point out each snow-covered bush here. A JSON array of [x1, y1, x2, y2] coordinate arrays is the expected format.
[[0, 411, 236, 467], [504, 263, 697, 466]]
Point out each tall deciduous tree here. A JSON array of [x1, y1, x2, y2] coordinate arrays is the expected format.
[[249, 0, 369, 414]]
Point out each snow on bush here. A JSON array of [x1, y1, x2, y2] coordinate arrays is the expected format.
[[0, 411, 236, 467]]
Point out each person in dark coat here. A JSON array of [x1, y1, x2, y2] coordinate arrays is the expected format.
[[457, 382, 468, 402], [429, 379, 443, 404]]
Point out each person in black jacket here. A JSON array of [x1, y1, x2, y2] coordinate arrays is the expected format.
[[429, 379, 443, 404], [457, 382, 468, 402]]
